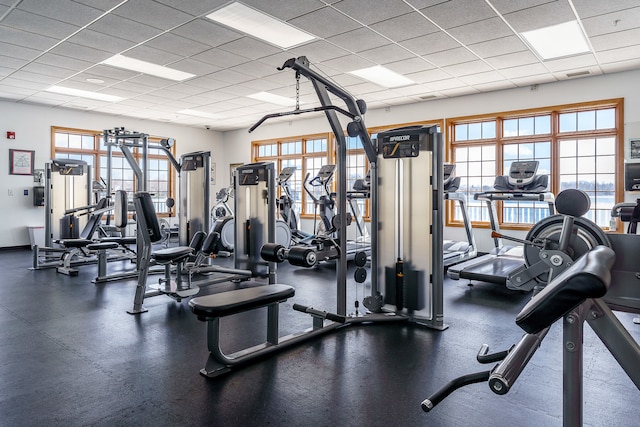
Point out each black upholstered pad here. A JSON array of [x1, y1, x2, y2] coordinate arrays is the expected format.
[[516, 245, 615, 334], [101, 236, 136, 245], [58, 239, 92, 248], [189, 284, 295, 319], [152, 246, 193, 261], [87, 242, 119, 250]]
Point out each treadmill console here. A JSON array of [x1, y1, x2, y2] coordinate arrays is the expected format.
[[443, 164, 455, 185], [317, 164, 336, 184], [507, 161, 539, 187]]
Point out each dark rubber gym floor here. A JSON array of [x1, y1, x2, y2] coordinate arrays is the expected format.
[[1, 247, 638, 426]]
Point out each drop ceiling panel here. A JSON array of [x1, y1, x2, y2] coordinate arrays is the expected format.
[[218, 37, 281, 61], [124, 45, 184, 66], [111, 0, 193, 31], [327, 27, 391, 53], [484, 51, 539, 69], [9, 70, 61, 85], [590, 27, 640, 52], [21, 62, 78, 79], [49, 42, 113, 63], [0, 55, 29, 70], [385, 57, 435, 75], [582, 8, 640, 37], [332, 0, 414, 25], [442, 60, 494, 77], [242, 0, 325, 21], [0, 43, 42, 62], [544, 53, 598, 72], [400, 32, 461, 56], [87, 14, 162, 43], [448, 17, 514, 45], [172, 19, 243, 48], [3, 9, 79, 39], [191, 48, 250, 68], [144, 33, 211, 57], [229, 61, 281, 79], [370, 11, 439, 42], [459, 70, 506, 85], [468, 36, 528, 58], [35, 53, 95, 72], [0, 26, 59, 51], [318, 55, 376, 73], [357, 44, 416, 64], [154, 0, 228, 16], [17, 0, 103, 26], [288, 7, 360, 38], [597, 45, 640, 64], [82, 64, 140, 80], [68, 30, 137, 54], [499, 63, 549, 79], [71, 0, 126, 12], [427, 47, 479, 68], [1, 76, 50, 90], [420, 0, 497, 29], [407, 68, 453, 84], [168, 58, 221, 76], [572, 0, 640, 18]]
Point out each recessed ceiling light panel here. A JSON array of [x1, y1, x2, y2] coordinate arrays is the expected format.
[[46, 85, 123, 102], [207, 2, 316, 49], [102, 55, 195, 81], [521, 21, 590, 60], [348, 65, 415, 88]]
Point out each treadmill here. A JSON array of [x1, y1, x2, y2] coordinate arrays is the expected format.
[[443, 164, 477, 267], [447, 161, 555, 291]]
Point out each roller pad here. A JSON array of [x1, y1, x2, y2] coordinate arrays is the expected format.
[[189, 284, 295, 319], [515, 246, 615, 334]]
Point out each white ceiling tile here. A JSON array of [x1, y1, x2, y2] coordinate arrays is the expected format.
[[0, 25, 58, 51], [406, 68, 452, 83], [400, 32, 461, 56], [60, 79, 112, 92], [162, 83, 212, 96], [35, 53, 95, 72], [3, 9, 79, 39], [288, 7, 360, 38], [82, 64, 140, 80], [17, 0, 103, 25], [503, 1, 575, 33], [109, 81, 157, 94], [468, 36, 528, 58], [0, 84, 36, 96], [71, 0, 126, 11], [167, 58, 221, 76], [448, 17, 514, 45], [88, 14, 162, 43], [484, 51, 540, 69], [544, 53, 598, 72], [358, 44, 416, 64], [597, 45, 640, 63], [572, 0, 640, 19], [327, 27, 391, 53], [385, 57, 435, 74], [144, 33, 211, 57], [439, 86, 480, 98], [458, 70, 506, 85], [218, 37, 281, 60], [242, 0, 325, 21], [474, 80, 518, 92], [191, 48, 250, 68], [420, 0, 497, 29], [172, 19, 243, 47], [332, 0, 414, 25], [600, 58, 640, 73], [0, 92, 28, 101], [68, 29, 135, 54], [582, 8, 640, 38], [229, 61, 281, 79], [373, 12, 437, 42], [21, 62, 78, 79], [111, 0, 193, 30], [426, 78, 466, 91], [182, 76, 231, 90], [154, 0, 228, 16], [0, 77, 49, 90], [9, 70, 61, 84], [119, 98, 156, 108], [22, 96, 68, 106], [591, 27, 640, 52], [0, 43, 41, 61], [426, 47, 479, 67], [498, 63, 550, 79], [124, 45, 185, 66], [0, 54, 29, 70], [127, 74, 182, 87], [509, 74, 557, 87], [442, 60, 492, 77], [320, 55, 376, 73], [50, 42, 112, 63], [206, 69, 254, 85]]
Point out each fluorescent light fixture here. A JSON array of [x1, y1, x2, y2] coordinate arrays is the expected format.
[[178, 109, 225, 119], [206, 2, 316, 49], [247, 91, 297, 106], [101, 54, 195, 81], [349, 65, 415, 88], [46, 85, 123, 102], [521, 21, 590, 60]]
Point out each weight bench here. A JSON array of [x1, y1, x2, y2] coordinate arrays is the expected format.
[[189, 283, 349, 377], [189, 284, 295, 377]]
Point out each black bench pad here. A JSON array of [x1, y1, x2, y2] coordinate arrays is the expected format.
[[87, 242, 119, 250], [101, 236, 137, 245], [516, 245, 615, 334], [57, 239, 92, 248], [189, 285, 295, 319], [152, 246, 193, 261]]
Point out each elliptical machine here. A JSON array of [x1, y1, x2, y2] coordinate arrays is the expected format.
[[276, 166, 314, 245]]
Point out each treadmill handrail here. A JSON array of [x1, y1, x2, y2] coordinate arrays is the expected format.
[[474, 191, 555, 202]]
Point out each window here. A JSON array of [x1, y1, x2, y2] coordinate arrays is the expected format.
[[448, 99, 622, 230], [52, 127, 175, 216], [253, 134, 331, 217]]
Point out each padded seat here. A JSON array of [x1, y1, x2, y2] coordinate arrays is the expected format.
[[87, 242, 119, 251], [101, 236, 137, 245], [190, 284, 295, 319], [57, 239, 92, 248], [152, 246, 193, 262]]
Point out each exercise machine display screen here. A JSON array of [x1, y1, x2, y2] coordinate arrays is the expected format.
[[508, 161, 538, 186]]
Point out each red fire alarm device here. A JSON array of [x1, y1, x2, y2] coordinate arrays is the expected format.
[[7, 131, 15, 139]]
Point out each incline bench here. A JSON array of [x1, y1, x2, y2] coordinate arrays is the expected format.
[[189, 284, 295, 377]]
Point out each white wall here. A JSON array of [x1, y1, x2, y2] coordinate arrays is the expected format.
[[224, 69, 640, 252], [0, 101, 224, 248]]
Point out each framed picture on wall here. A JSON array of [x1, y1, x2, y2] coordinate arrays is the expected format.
[[631, 139, 640, 160], [9, 149, 35, 175]]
